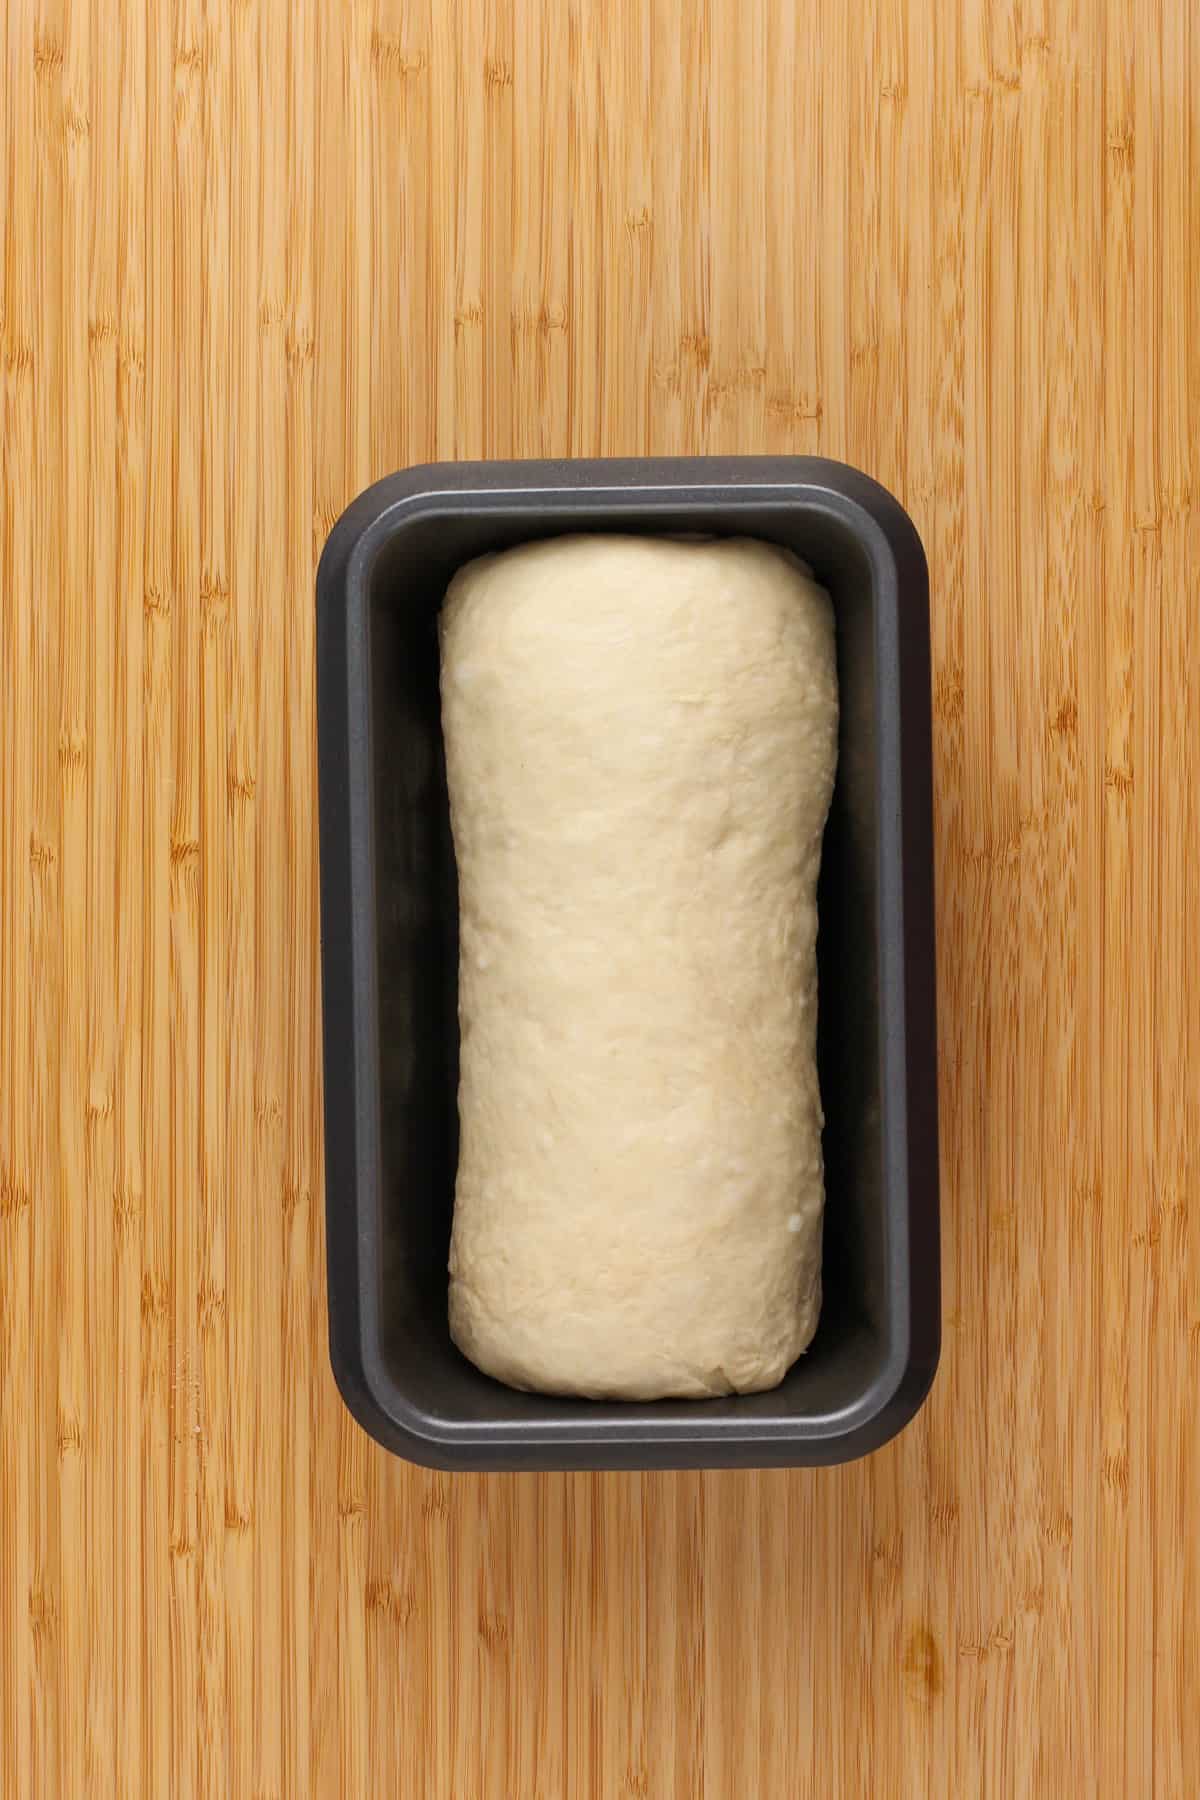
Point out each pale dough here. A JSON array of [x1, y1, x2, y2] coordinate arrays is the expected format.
[[440, 534, 838, 1400]]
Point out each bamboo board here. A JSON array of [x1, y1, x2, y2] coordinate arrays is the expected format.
[[1, 0, 1198, 1793]]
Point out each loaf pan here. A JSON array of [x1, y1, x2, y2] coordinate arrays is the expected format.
[[317, 457, 939, 1471]]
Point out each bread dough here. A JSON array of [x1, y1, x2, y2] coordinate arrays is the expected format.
[[440, 534, 838, 1400]]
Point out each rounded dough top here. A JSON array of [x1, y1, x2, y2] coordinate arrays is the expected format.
[[440, 533, 838, 1400]]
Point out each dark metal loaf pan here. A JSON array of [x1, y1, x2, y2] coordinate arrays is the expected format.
[[317, 456, 939, 1472]]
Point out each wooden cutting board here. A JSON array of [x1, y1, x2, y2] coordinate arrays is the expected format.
[[1, 0, 1197, 1793]]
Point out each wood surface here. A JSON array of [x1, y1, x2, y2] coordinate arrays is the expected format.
[[2, 0, 1198, 1793]]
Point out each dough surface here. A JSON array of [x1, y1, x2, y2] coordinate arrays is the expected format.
[[440, 534, 838, 1400]]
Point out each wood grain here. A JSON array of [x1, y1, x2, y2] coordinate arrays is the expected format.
[[2, 0, 1198, 1793]]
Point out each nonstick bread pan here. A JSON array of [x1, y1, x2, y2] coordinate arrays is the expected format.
[[317, 456, 939, 1471]]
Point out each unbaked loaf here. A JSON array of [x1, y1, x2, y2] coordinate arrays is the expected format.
[[440, 534, 838, 1400]]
